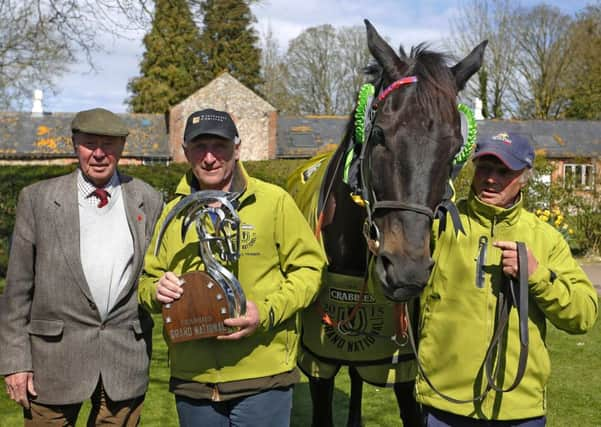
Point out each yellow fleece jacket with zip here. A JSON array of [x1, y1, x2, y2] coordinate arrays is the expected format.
[[138, 162, 326, 386], [416, 190, 598, 420]]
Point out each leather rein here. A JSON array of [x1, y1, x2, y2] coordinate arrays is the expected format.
[[405, 241, 530, 403]]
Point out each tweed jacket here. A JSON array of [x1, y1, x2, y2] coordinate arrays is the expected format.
[[0, 170, 163, 404]]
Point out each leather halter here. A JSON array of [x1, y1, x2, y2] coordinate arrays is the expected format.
[[358, 76, 436, 254]]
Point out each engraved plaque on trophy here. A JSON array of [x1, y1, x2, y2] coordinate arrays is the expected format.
[[162, 271, 232, 342], [155, 190, 246, 344]]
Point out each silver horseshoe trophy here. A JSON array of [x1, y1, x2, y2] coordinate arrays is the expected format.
[[154, 190, 246, 343]]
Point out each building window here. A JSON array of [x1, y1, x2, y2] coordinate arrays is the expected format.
[[563, 163, 594, 189], [142, 158, 170, 166], [290, 133, 316, 148]]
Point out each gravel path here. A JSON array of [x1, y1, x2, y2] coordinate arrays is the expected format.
[[580, 263, 601, 296]]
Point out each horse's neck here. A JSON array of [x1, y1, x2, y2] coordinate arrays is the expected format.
[[321, 146, 368, 277]]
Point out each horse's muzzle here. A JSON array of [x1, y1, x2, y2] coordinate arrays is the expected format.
[[374, 252, 433, 302], [383, 283, 424, 302]]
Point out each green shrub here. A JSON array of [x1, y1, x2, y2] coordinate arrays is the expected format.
[[452, 157, 600, 256], [2, 156, 597, 277], [244, 159, 307, 188], [121, 163, 190, 201], [0, 160, 307, 277], [0, 165, 77, 276]]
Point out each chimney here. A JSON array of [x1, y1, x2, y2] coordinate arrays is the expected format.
[[32, 89, 43, 116], [473, 97, 484, 121]]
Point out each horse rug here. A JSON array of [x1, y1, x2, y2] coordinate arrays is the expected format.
[[288, 152, 417, 386]]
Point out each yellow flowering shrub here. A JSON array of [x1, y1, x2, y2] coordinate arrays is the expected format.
[[535, 206, 574, 241]]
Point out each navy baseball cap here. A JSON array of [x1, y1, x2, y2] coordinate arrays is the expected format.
[[184, 109, 240, 144], [472, 132, 534, 170]]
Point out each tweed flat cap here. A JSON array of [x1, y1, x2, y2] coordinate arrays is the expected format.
[[71, 108, 129, 137]]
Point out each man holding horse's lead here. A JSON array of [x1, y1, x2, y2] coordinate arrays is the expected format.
[[138, 108, 326, 426], [417, 132, 598, 426]]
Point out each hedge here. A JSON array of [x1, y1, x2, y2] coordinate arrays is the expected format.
[[0, 160, 306, 277], [1, 156, 598, 276]]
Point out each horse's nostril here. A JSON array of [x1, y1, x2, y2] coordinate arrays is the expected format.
[[376, 252, 433, 291], [380, 253, 393, 271]]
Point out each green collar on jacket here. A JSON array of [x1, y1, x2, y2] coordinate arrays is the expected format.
[[464, 189, 523, 229], [174, 162, 253, 203]]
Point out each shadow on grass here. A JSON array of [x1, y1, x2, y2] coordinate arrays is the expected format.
[[0, 291, 597, 427], [291, 380, 354, 427]]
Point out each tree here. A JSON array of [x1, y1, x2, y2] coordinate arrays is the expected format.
[[563, 5, 601, 119], [127, 0, 203, 113], [449, 0, 518, 118], [510, 5, 573, 119], [478, 67, 489, 118], [256, 25, 298, 113], [285, 24, 339, 115], [336, 25, 373, 115], [197, 0, 262, 91], [0, 0, 145, 110], [285, 24, 371, 115], [0, 1, 67, 109]]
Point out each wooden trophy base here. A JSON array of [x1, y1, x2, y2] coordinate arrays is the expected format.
[[162, 271, 232, 343]]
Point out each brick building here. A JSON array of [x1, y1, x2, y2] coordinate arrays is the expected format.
[[168, 72, 277, 162]]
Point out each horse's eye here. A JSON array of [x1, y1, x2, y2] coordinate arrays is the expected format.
[[370, 127, 385, 145]]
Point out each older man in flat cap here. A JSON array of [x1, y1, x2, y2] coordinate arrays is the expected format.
[[0, 107, 163, 425]]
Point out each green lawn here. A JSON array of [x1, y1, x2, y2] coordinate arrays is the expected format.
[[0, 277, 599, 426]]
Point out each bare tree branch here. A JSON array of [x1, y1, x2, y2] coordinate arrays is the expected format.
[[285, 24, 371, 115], [0, 0, 150, 110], [449, 0, 519, 118], [510, 4, 572, 119]]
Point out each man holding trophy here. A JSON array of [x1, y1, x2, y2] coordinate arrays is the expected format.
[[138, 109, 326, 426]]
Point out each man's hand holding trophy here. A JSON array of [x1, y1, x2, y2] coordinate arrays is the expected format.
[[154, 190, 246, 343]]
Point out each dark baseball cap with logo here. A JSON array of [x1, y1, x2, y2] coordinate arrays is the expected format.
[[184, 109, 240, 144], [472, 132, 534, 170]]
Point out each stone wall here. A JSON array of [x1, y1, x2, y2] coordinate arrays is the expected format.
[[169, 73, 277, 162]]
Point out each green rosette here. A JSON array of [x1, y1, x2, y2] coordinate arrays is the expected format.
[[354, 83, 375, 144], [344, 84, 375, 184], [454, 103, 477, 166]]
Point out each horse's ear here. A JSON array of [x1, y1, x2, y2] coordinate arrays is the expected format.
[[450, 40, 488, 91], [365, 19, 407, 79]]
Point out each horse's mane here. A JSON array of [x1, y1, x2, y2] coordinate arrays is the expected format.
[[366, 43, 458, 119], [336, 43, 458, 161]]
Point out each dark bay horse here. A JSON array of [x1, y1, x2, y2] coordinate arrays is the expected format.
[[287, 20, 486, 427]]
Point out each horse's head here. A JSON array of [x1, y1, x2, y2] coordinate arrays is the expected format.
[[361, 20, 486, 301]]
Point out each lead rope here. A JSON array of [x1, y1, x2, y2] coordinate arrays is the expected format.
[[484, 241, 529, 392], [392, 302, 410, 347], [404, 242, 530, 404]]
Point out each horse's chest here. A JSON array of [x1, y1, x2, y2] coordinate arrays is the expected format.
[[302, 271, 410, 361]]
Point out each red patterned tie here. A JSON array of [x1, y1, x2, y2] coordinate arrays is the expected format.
[[92, 188, 110, 208]]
